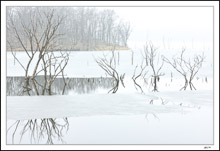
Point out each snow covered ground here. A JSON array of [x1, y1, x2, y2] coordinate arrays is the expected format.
[[6, 50, 213, 144]]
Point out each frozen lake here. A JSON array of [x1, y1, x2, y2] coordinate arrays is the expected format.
[[6, 50, 214, 144], [7, 90, 213, 144]]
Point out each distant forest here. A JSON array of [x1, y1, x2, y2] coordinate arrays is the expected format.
[[7, 7, 132, 51]]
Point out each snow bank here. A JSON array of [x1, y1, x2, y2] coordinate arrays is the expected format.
[[7, 90, 212, 120]]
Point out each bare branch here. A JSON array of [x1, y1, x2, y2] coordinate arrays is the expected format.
[[143, 42, 164, 92]]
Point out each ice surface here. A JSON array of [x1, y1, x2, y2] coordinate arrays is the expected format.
[[7, 90, 212, 120]]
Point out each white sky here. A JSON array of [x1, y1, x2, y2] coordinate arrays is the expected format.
[[107, 7, 213, 51]]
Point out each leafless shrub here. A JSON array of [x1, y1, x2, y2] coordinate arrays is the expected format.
[[163, 49, 205, 90], [132, 63, 147, 93], [184, 54, 205, 90], [143, 42, 164, 92], [96, 51, 125, 93]]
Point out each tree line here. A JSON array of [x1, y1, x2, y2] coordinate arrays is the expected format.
[[7, 7, 131, 51]]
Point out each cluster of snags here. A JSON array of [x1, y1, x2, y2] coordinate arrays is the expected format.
[[96, 42, 205, 94]]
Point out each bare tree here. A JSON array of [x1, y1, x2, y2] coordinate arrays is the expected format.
[[7, 8, 39, 95], [119, 22, 132, 47], [96, 51, 125, 93], [143, 42, 164, 92], [42, 50, 70, 95], [132, 63, 147, 93], [163, 49, 205, 90], [184, 54, 205, 90], [163, 49, 188, 91], [7, 7, 69, 96]]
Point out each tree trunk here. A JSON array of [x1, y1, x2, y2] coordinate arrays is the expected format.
[[180, 75, 188, 91], [42, 57, 47, 95], [31, 78, 39, 95], [48, 84, 52, 95], [189, 80, 196, 90], [25, 76, 31, 96], [153, 76, 158, 92]]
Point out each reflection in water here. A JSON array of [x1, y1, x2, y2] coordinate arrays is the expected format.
[[145, 113, 160, 122], [7, 76, 114, 96], [7, 118, 69, 144]]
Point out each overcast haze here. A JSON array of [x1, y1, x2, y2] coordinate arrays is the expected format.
[[110, 7, 213, 51]]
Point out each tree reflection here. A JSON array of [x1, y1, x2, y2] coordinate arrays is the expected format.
[[7, 117, 69, 144], [7, 76, 114, 96], [145, 112, 160, 122]]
